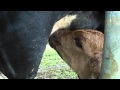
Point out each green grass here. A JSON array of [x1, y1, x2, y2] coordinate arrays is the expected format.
[[35, 44, 78, 79]]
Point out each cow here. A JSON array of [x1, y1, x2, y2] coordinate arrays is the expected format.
[[49, 29, 104, 79], [0, 11, 105, 79]]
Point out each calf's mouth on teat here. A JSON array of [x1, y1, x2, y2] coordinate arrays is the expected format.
[[49, 29, 104, 79]]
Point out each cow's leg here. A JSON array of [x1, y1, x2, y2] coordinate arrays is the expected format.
[[0, 11, 71, 79], [0, 11, 54, 79], [0, 72, 7, 79]]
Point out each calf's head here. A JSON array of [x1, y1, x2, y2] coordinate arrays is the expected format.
[[49, 29, 104, 79]]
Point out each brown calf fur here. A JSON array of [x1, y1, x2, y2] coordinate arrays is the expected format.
[[49, 29, 104, 79]]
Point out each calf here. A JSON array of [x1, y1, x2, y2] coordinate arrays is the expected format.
[[49, 29, 104, 79], [0, 11, 105, 79]]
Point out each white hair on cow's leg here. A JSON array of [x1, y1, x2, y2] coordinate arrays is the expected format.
[[51, 15, 77, 35], [0, 72, 8, 79], [31, 68, 35, 73]]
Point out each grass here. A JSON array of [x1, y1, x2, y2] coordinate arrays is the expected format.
[[35, 44, 78, 79]]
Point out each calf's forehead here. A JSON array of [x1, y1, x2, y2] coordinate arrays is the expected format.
[[73, 30, 104, 47]]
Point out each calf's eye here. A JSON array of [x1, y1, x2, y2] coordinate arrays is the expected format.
[[75, 38, 82, 48]]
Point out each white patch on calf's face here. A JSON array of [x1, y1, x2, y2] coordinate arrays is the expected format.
[[51, 15, 77, 35]]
